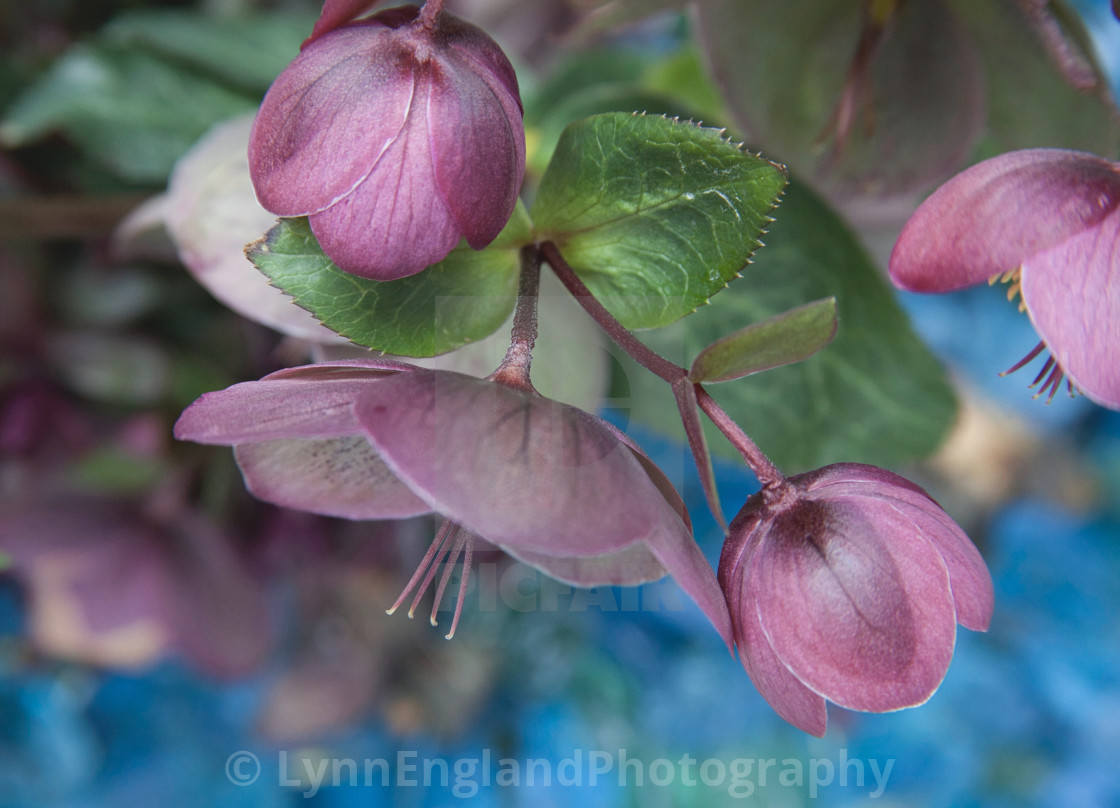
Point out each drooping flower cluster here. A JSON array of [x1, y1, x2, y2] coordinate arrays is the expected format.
[[890, 148, 1120, 409], [718, 464, 993, 736], [166, 0, 1007, 739], [249, 2, 525, 280]]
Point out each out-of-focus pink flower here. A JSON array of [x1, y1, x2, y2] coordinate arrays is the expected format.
[[0, 503, 271, 676], [718, 463, 993, 736], [116, 114, 345, 344], [249, 3, 525, 280], [174, 359, 731, 644], [890, 148, 1120, 409]]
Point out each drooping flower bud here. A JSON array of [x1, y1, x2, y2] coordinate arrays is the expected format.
[[718, 463, 993, 736], [249, 3, 525, 280]]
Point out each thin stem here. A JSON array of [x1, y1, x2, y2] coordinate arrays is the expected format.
[[418, 0, 444, 29], [542, 240, 787, 489], [694, 385, 785, 489], [540, 241, 685, 384], [489, 246, 541, 391]]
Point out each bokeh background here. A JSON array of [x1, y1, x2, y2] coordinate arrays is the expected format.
[[2, 1, 1120, 806]]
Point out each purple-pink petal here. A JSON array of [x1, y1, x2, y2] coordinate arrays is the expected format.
[[644, 520, 734, 650], [608, 419, 734, 648], [305, 65, 463, 279], [721, 511, 828, 736], [174, 377, 392, 445], [1021, 205, 1120, 409], [753, 498, 957, 713], [249, 22, 417, 217], [801, 463, 994, 631], [504, 543, 667, 588], [353, 370, 662, 556], [305, 0, 382, 45], [235, 437, 431, 520], [442, 12, 522, 110], [890, 149, 1120, 292], [428, 47, 525, 249]]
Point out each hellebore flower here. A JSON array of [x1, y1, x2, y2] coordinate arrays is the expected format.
[[890, 148, 1120, 410], [718, 463, 993, 736], [248, 3, 526, 280], [116, 114, 345, 344], [174, 359, 732, 643]]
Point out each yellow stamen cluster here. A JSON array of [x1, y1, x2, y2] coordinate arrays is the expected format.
[[988, 268, 1027, 313]]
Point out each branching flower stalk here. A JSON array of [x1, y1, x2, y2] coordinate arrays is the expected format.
[[538, 240, 786, 500]]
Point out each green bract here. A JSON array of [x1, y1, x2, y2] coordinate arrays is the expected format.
[[532, 112, 787, 330], [688, 297, 838, 384], [248, 203, 533, 357]]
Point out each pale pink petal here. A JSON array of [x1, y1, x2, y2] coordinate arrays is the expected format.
[[162, 115, 345, 343], [249, 23, 417, 217], [890, 149, 1120, 292], [754, 499, 957, 713], [235, 437, 431, 519], [1021, 205, 1120, 409]]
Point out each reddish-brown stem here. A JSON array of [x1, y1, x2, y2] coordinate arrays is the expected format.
[[540, 240, 787, 490], [694, 386, 785, 489], [418, 0, 444, 29], [539, 241, 686, 384], [489, 245, 541, 392]]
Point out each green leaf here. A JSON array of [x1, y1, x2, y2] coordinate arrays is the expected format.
[[103, 9, 315, 94], [688, 297, 837, 383], [0, 551, 9, 571], [249, 204, 533, 357], [621, 181, 957, 472], [532, 112, 787, 330], [0, 42, 254, 183]]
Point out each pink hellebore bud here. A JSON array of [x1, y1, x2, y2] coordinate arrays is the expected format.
[[249, 2, 526, 280], [718, 463, 993, 737], [889, 148, 1120, 409]]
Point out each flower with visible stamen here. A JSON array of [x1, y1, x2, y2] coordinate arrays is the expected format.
[[174, 359, 732, 643], [719, 463, 993, 736], [889, 148, 1120, 410]]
